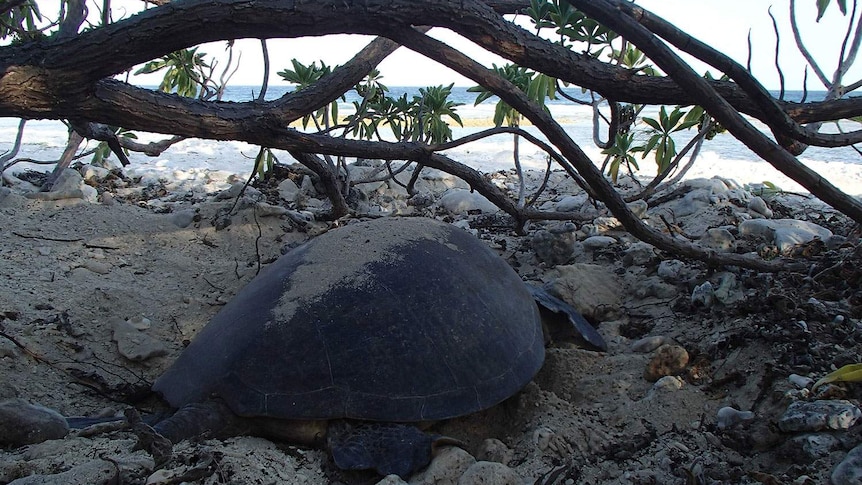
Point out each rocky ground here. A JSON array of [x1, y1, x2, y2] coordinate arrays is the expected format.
[[0, 158, 861, 485]]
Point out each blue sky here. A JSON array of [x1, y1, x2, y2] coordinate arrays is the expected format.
[[122, 1, 860, 91]]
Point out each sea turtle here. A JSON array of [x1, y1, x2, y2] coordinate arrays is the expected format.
[[141, 216, 597, 478]]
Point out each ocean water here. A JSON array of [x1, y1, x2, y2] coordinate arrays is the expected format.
[[219, 85, 827, 106], [1, 86, 860, 195], [209, 86, 859, 167]]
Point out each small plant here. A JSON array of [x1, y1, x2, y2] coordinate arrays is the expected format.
[[91, 127, 137, 165], [278, 59, 341, 130], [602, 132, 640, 183], [136, 48, 210, 98], [639, 106, 700, 174]]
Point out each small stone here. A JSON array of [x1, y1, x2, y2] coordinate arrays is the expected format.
[[111, 318, 168, 362], [622, 242, 656, 266], [631, 335, 673, 353], [278, 178, 300, 203], [375, 475, 409, 485], [651, 375, 684, 392], [699, 228, 736, 252], [691, 281, 715, 307], [127, 316, 151, 330], [747, 196, 773, 218], [627, 200, 648, 218], [82, 260, 111, 275], [789, 433, 841, 460], [0, 338, 19, 358], [592, 216, 622, 233], [255, 202, 288, 217], [581, 235, 616, 250], [0, 399, 69, 447], [657, 259, 692, 283], [644, 344, 689, 382], [457, 461, 521, 485], [789, 374, 814, 389], [476, 438, 513, 465], [832, 444, 862, 485], [632, 276, 678, 299], [555, 194, 588, 212], [544, 264, 623, 321], [410, 447, 475, 485], [216, 182, 262, 201], [26, 169, 95, 202], [531, 229, 575, 266], [778, 400, 861, 433], [80, 165, 110, 182], [716, 406, 754, 430], [739, 219, 832, 254], [170, 209, 197, 228], [713, 273, 739, 304]]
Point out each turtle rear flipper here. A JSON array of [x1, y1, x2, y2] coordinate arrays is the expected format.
[[327, 421, 443, 478], [152, 399, 248, 443]]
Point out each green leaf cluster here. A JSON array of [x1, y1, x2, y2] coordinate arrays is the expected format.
[[0, 0, 42, 42], [91, 127, 137, 165], [346, 81, 463, 144], [278, 59, 341, 130], [467, 64, 556, 127], [816, 0, 848, 21], [602, 132, 641, 183], [640, 106, 701, 173], [526, 0, 617, 54], [135, 48, 210, 98], [254, 147, 276, 180]]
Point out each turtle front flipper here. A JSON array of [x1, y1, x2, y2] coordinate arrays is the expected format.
[[327, 421, 446, 478]]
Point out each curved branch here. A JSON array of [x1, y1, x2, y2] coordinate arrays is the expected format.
[[605, 1, 862, 148], [430, 125, 593, 196], [790, 0, 830, 86], [386, 25, 808, 271], [566, 0, 862, 225], [4, 0, 862, 131]]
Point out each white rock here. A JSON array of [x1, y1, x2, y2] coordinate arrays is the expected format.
[[778, 400, 862, 432], [278, 178, 301, 203], [739, 219, 832, 253], [627, 199, 648, 218], [438, 189, 498, 214], [699, 227, 736, 252], [691, 281, 715, 307], [716, 406, 754, 430], [457, 461, 522, 485], [788, 374, 814, 389], [555, 194, 588, 212], [832, 444, 862, 485], [747, 196, 773, 218], [111, 318, 167, 362], [409, 447, 475, 485]]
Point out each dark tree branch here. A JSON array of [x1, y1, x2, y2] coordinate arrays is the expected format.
[[386, 24, 808, 271], [566, 0, 862, 225], [3, 0, 862, 131], [603, 0, 862, 148]]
